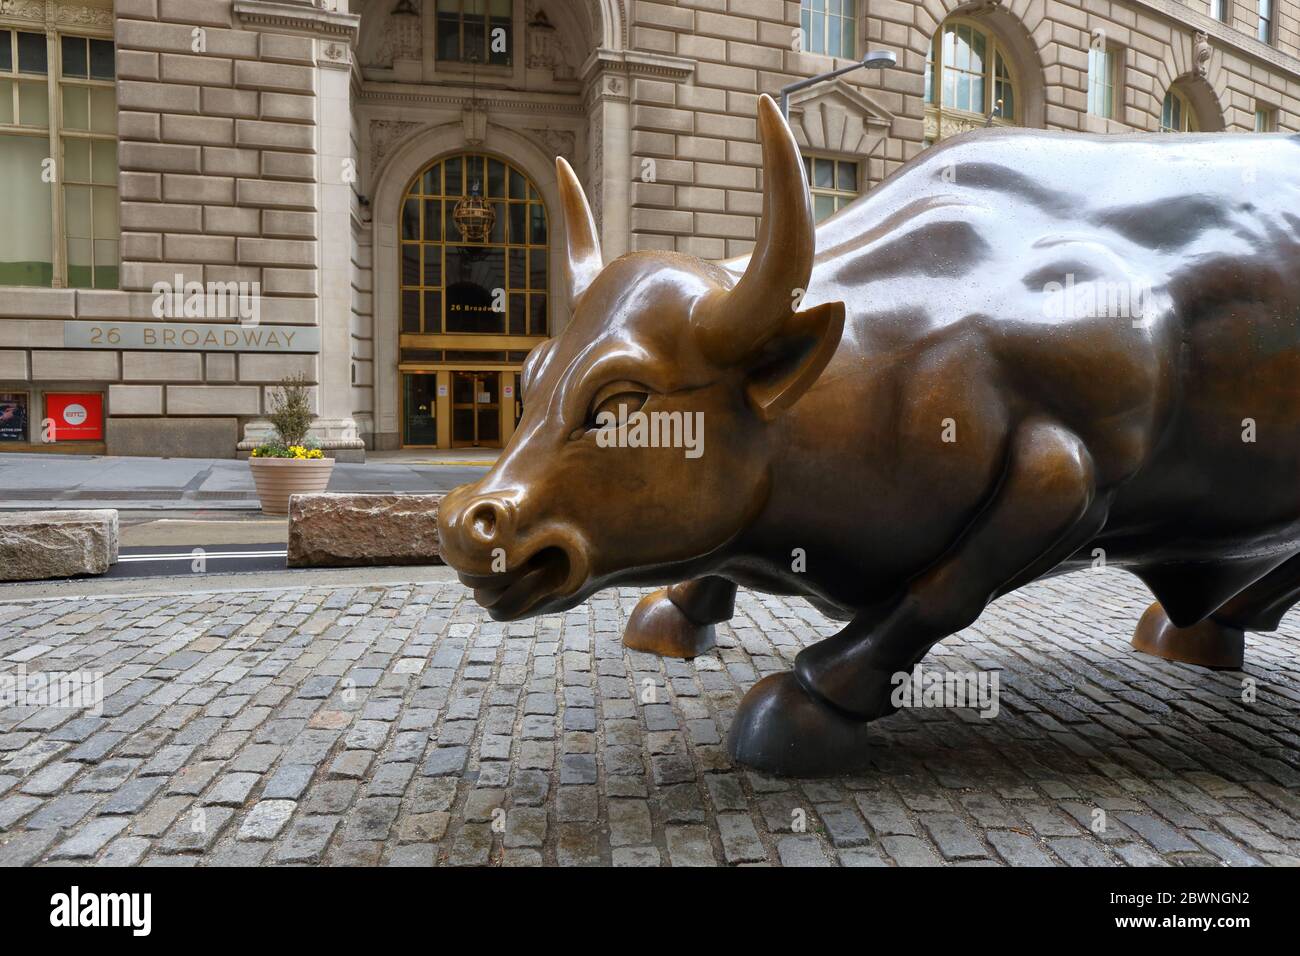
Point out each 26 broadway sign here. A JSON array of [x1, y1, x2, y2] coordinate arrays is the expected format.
[[64, 321, 320, 353]]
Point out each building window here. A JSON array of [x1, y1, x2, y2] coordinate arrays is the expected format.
[[435, 0, 512, 67], [0, 27, 116, 289], [924, 19, 1018, 142], [1258, 0, 1273, 44], [1210, 0, 1229, 22], [1086, 45, 1118, 119], [1255, 105, 1277, 131], [400, 152, 548, 338], [1160, 89, 1199, 132], [800, 0, 856, 59], [802, 154, 859, 222]]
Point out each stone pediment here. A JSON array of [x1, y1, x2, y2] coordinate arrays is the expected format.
[[787, 80, 893, 154]]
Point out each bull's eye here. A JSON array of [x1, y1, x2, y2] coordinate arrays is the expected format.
[[584, 381, 650, 432]]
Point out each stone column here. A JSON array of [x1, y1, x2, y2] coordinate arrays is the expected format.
[[581, 49, 695, 261], [584, 65, 631, 260], [312, 38, 366, 461], [230, 0, 366, 461]]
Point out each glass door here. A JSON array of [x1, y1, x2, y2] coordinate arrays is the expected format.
[[451, 371, 501, 447], [402, 373, 438, 446]]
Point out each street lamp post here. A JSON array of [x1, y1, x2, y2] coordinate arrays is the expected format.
[[778, 51, 898, 119]]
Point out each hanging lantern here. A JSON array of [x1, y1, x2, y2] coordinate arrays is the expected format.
[[453, 179, 495, 243]]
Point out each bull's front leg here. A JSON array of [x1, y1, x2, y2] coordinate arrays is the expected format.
[[622, 576, 737, 659], [727, 420, 1101, 777]]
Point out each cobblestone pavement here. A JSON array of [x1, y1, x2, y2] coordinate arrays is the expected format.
[[1, 569, 1297, 867]]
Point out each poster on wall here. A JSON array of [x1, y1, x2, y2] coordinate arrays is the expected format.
[[0, 392, 29, 443], [45, 393, 104, 442]]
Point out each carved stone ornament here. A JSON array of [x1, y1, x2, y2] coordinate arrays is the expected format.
[[0, 1, 113, 29], [525, 4, 576, 80], [462, 102, 487, 145], [520, 126, 575, 165], [1194, 31, 1212, 77], [371, 0, 423, 67], [321, 41, 350, 65], [0, 0, 47, 24], [369, 119, 423, 172]]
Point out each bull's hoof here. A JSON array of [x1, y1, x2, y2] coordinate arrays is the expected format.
[[726, 672, 873, 778], [622, 588, 717, 659], [1132, 602, 1244, 669]]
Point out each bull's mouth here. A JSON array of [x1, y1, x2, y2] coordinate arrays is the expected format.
[[457, 545, 573, 620]]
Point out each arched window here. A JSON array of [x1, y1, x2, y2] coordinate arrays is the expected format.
[[1159, 89, 1198, 132], [399, 152, 548, 338], [924, 19, 1018, 143]]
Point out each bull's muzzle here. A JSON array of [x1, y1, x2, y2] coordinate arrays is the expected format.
[[438, 484, 589, 620]]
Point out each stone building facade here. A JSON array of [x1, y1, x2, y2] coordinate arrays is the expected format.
[[0, 0, 1296, 458]]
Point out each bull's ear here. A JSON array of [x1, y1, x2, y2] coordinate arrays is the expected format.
[[556, 157, 602, 300], [744, 301, 845, 421]]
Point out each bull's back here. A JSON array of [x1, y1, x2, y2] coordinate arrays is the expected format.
[[797, 129, 1300, 550]]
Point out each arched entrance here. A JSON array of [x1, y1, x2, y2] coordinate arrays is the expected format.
[[397, 151, 550, 449]]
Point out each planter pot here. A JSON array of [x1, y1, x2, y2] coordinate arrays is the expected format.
[[248, 457, 335, 515]]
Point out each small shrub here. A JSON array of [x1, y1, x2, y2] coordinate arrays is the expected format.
[[252, 373, 323, 459], [267, 373, 314, 446]]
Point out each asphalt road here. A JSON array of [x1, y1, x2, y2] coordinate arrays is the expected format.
[[112, 542, 290, 578]]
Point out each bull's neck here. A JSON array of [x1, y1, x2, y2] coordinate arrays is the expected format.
[[724, 367, 885, 599]]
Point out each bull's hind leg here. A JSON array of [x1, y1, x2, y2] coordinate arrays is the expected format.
[[728, 420, 1099, 776], [622, 576, 736, 659], [1134, 552, 1300, 668]]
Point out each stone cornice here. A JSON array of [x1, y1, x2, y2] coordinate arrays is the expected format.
[[232, 0, 359, 41], [1123, 0, 1300, 78], [358, 82, 586, 116], [580, 47, 696, 84]]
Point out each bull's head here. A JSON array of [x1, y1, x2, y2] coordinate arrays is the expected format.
[[437, 94, 845, 619]]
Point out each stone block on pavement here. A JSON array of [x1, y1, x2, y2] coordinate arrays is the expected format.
[[0, 510, 118, 581], [287, 493, 442, 568]]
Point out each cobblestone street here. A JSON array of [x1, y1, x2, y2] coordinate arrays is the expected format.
[[1, 569, 1297, 867]]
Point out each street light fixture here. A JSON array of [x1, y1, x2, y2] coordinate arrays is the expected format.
[[779, 50, 898, 119]]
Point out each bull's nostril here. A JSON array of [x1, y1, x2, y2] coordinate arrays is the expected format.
[[470, 504, 498, 541]]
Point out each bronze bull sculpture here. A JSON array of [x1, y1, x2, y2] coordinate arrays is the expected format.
[[438, 94, 1300, 776]]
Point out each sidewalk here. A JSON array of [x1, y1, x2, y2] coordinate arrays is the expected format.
[[0, 451, 496, 511]]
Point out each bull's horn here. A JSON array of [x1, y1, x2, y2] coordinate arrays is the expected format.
[[556, 157, 603, 301], [693, 93, 815, 364]]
